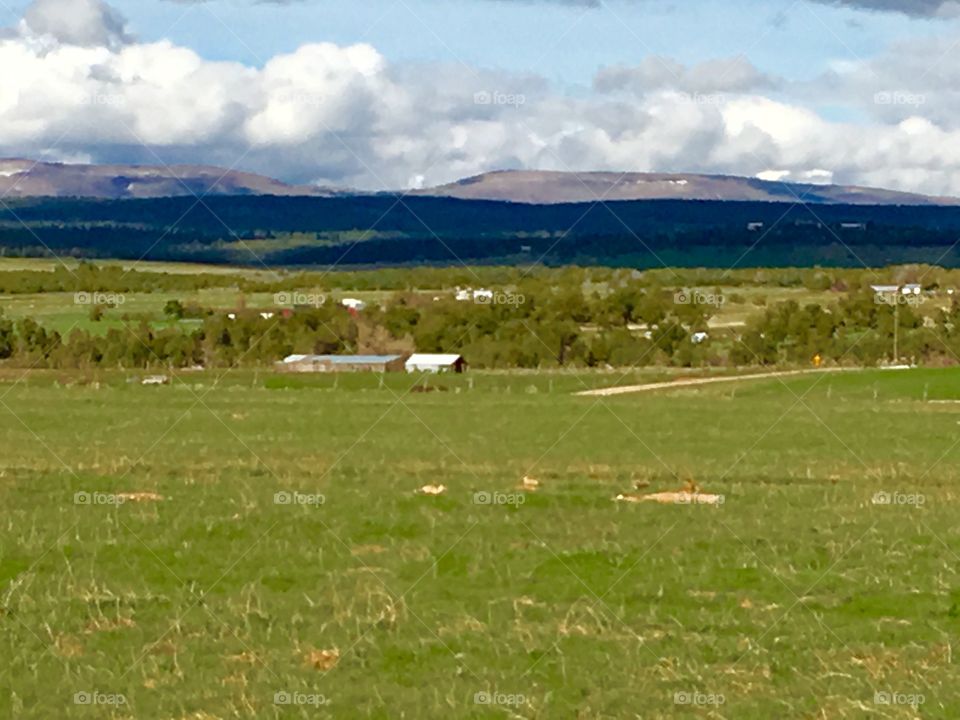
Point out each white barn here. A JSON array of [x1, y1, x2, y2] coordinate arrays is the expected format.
[[405, 353, 467, 374]]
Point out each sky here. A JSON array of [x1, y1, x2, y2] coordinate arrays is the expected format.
[[2, 0, 960, 193]]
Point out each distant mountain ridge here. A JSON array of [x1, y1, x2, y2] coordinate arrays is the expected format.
[[414, 170, 960, 206], [0, 159, 336, 200], [1, 160, 957, 207]]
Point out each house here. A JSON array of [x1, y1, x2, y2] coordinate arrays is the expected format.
[[691, 331, 709, 344], [405, 353, 467, 374], [747, 222, 764, 231], [277, 354, 406, 373], [340, 298, 366, 312], [454, 287, 494, 303], [872, 284, 922, 296], [840, 222, 867, 230]]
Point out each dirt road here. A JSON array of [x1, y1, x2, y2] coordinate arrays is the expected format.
[[575, 368, 855, 397]]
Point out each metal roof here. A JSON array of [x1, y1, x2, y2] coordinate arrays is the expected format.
[[281, 354, 402, 364], [405, 353, 464, 365]]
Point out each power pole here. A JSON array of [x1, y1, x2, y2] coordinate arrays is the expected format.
[[894, 299, 899, 364]]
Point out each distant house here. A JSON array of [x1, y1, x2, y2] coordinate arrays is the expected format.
[[691, 331, 709, 344], [840, 222, 867, 230], [871, 284, 922, 296], [340, 298, 366, 312], [747, 222, 764, 231], [454, 287, 494, 303], [277, 354, 406, 373], [405, 353, 467, 374]]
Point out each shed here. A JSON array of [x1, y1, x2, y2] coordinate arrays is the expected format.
[[405, 353, 467, 374], [277, 354, 406, 373]]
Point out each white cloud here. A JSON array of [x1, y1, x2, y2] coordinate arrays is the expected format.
[[21, 0, 131, 49], [811, 0, 960, 17], [594, 56, 778, 95]]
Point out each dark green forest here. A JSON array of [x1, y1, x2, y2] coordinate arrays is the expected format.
[[4, 195, 960, 267]]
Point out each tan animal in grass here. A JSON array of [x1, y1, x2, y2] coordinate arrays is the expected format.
[[615, 478, 724, 506], [520, 475, 540, 491], [305, 648, 340, 671], [114, 492, 165, 503], [681, 479, 701, 494], [417, 484, 447, 496]]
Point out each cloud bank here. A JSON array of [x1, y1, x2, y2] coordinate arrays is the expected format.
[[4, 0, 960, 196]]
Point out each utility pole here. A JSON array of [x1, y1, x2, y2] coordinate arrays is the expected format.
[[893, 299, 899, 364], [874, 284, 905, 364]]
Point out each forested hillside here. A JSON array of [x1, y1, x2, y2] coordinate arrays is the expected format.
[[5, 195, 960, 267]]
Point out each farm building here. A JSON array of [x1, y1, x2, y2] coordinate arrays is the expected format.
[[340, 298, 367, 311], [871, 284, 922, 296], [277, 354, 406, 373], [405, 353, 467, 373]]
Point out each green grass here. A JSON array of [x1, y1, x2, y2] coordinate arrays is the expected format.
[[2, 368, 960, 717], [0, 257, 274, 277]]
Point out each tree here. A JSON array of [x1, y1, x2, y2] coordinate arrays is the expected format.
[[163, 299, 185, 319]]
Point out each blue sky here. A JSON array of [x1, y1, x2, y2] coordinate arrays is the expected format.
[[88, 0, 945, 85]]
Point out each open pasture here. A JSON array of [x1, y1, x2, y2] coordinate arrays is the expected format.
[[2, 368, 960, 717]]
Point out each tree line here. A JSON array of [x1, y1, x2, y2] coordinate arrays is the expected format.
[[1, 266, 959, 370]]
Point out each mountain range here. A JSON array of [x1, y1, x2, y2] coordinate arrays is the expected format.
[[0, 159, 335, 200], [0, 159, 956, 206]]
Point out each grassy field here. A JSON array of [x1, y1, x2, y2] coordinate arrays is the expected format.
[[0, 258, 275, 277], [2, 367, 960, 718]]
